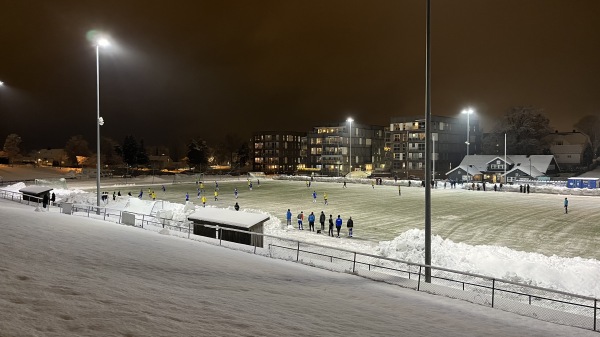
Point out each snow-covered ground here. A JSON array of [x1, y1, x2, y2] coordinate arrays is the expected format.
[[0, 165, 78, 182], [1, 199, 597, 337], [3, 175, 600, 300]]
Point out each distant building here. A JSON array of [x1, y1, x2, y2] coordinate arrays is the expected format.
[[544, 131, 592, 170], [388, 115, 480, 180], [252, 131, 305, 174], [148, 155, 173, 170], [145, 145, 171, 158], [33, 148, 68, 167], [445, 154, 560, 183], [305, 122, 385, 176]]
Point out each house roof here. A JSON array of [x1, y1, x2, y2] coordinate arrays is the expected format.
[[508, 155, 554, 174], [35, 149, 65, 158], [446, 155, 497, 175], [446, 155, 556, 177], [485, 156, 514, 165], [446, 164, 482, 176], [505, 165, 543, 177], [545, 132, 591, 146], [19, 186, 54, 195], [148, 155, 172, 162]]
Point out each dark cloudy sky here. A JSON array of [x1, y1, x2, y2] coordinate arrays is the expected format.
[[1, 0, 599, 152]]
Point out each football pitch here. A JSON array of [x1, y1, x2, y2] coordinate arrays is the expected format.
[[106, 178, 600, 260]]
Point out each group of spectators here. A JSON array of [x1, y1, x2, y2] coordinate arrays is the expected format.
[[286, 209, 354, 238]]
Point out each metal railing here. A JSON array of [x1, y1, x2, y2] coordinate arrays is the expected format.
[[0, 189, 45, 207], [1, 190, 598, 333]]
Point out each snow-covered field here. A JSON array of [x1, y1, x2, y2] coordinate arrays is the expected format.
[[1, 199, 598, 337]]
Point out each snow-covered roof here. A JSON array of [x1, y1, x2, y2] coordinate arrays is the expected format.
[[509, 155, 554, 174], [485, 156, 513, 165], [18, 186, 53, 195], [447, 155, 555, 176], [188, 208, 270, 229], [504, 166, 543, 177], [446, 164, 482, 176]]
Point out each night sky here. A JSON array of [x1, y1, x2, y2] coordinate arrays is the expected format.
[[1, 0, 599, 153]]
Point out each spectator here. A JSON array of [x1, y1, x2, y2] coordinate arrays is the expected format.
[[319, 211, 326, 232], [335, 215, 342, 238], [308, 212, 315, 231], [286, 209, 292, 227], [297, 211, 304, 230], [42, 193, 49, 209], [347, 216, 354, 237]]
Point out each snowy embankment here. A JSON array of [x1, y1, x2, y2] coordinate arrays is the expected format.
[[2, 181, 600, 299], [3, 201, 596, 337]]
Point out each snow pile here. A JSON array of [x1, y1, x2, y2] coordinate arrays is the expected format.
[[376, 228, 600, 297], [0, 182, 27, 192]]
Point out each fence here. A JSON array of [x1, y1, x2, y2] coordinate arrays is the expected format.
[[0, 189, 44, 206], [1, 189, 598, 333]]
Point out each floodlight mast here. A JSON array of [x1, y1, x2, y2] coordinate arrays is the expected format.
[[347, 117, 354, 175], [95, 35, 110, 210], [461, 108, 474, 156]]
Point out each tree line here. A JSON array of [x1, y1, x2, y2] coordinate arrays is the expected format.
[[1, 133, 251, 171], [481, 107, 599, 166]]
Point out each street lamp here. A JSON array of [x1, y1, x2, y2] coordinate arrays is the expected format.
[[347, 117, 353, 175], [461, 108, 474, 156], [95, 36, 110, 209]]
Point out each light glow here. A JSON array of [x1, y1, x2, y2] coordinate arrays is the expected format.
[[97, 37, 110, 48]]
